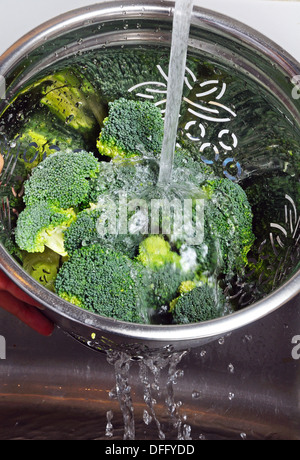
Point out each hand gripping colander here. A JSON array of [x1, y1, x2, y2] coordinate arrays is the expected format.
[[0, 1, 299, 356]]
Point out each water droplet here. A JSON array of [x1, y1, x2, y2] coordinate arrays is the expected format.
[[243, 334, 253, 343], [65, 114, 75, 124], [240, 432, 247, 440], [227, 363, 235, 374], [143, 409, 152, 426], [105, 410, 114, 438], [218, 337, 225, 345], [228, 392, 235, 401], [192, 391, 201, 399]]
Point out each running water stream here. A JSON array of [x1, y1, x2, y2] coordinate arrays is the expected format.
[[158, 0, 194, 186], [104, 1, 195, 440]]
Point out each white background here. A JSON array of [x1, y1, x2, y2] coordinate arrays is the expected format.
[[0, 0, 299, 62]]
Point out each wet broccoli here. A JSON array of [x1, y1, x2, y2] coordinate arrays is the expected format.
[[55, 244, 147, 323], [22, 247, 61, 292], [15, 110, 86, 169], [97, 98, 164, 159], [64, 205, 143, 259], [78, 48, 171, 103], [87, 156, 159, 205], [136, 235, 181, 269], [38, 68, 105, 137], [23, 150, 100, 209], [142, 263, 194, 316], [15, 201, 76, 255], [170, 283, 225, 324], [174, 177, 255, 278], [136, 235, 197, 318]]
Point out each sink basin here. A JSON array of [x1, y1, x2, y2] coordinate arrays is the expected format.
[[0, 293, 299, 440]]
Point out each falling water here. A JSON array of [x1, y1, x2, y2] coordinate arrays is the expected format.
[[104, 0, 195, 441], [158, 0, 194, 186], [106, 349, 190, 441]]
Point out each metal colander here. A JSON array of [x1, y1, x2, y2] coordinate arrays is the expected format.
[[0, 1, 299, 356]]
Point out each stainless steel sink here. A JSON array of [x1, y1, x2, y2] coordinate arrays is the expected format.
[[0, 294, 299, 440]]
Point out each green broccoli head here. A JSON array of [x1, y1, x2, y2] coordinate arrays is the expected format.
[[55, 244, 147, 323], [38, 68, 105, 136], [88, 156, 159, 205], [15, 201, 76, 255], [23, 150, 100, 209], [15, 110, 86, 169], [97, 98, 164, 159], [170, 284, 225, 324], [193, 178, 255, 277], [22, 247, 61, 292], [136, 235, 181, 269], [142, 263, 195, 315], [64, 205, 143, 259]]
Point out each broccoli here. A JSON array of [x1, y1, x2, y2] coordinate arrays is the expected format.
[[237, 171, 300, 297], [78, 48, 171, 103], [15, 201, 76, 255], [55, 244, 147, 323], [204, 178, 255, 275], [22, 247, 61, 292], [136, 235, 197, 320], [88, 156, 159, 205], [36, 68, 105, 137], [174, 177, 255, 277], [23, 150, 100, 209], [97, 98, 164, 159], [64, 205, 143, 259], [170, 284, 225, 324], [15, 110, 86, 169], [142, 264, 194, 317], [136, 235, 181, 269], [243, 171, 300, 239]]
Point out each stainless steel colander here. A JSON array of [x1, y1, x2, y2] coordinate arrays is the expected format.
[[0, 1, 299, 356]]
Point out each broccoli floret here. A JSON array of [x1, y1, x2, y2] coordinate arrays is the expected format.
[[55, 244, 147, 323], [136, 236, 197, 319], [23, 150, 100, 209], [136, 235, 181, 269], [78, 48, 171, 103], [64, 205, 143, 259], [97, 98, 164, 159], [88, 156, 159, 205], [204, 178, 255, 275], [142, 263, 194, 316], [179, 178, 255, 277], [170, 284, 225, 324], [15, 110, 86, 169], [37, 69, 105, 136], [22, 247, 61, 292], [178, 280, 197, 294], [15, 201, 76, 255], [171, 149, 255, 277]]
